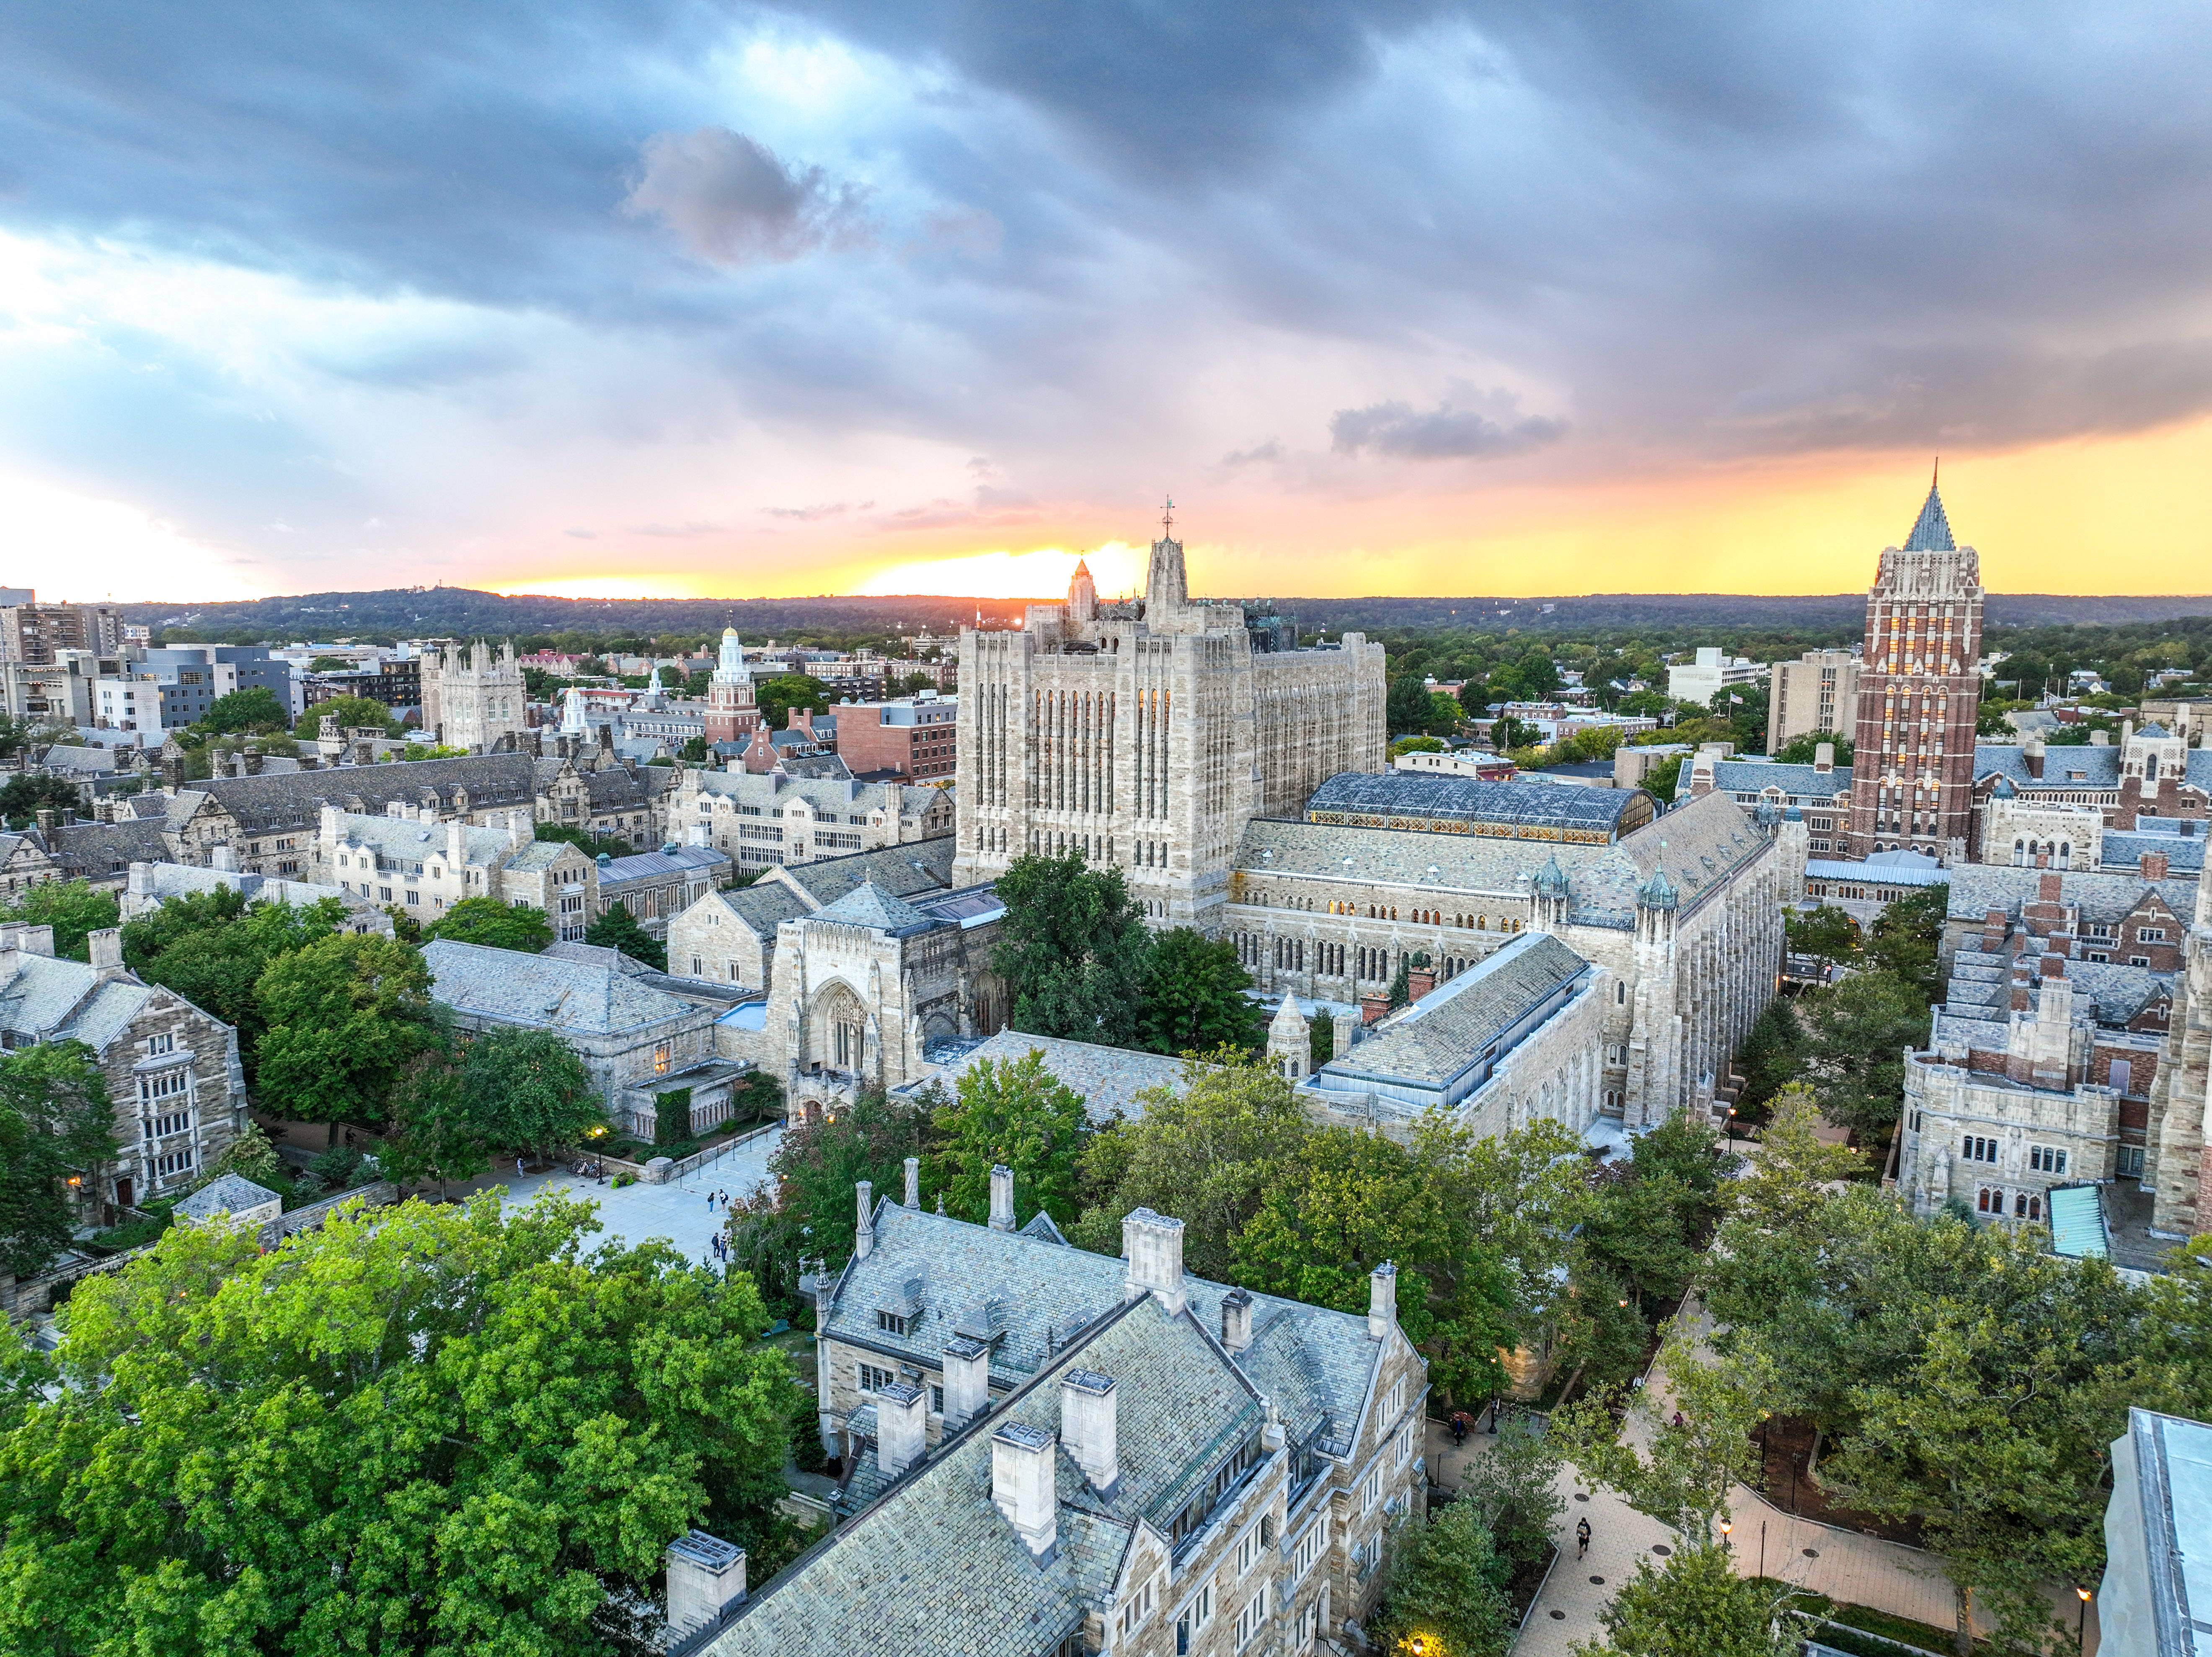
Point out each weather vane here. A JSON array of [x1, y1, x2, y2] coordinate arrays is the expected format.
[[1161, 494, 1175, 539]]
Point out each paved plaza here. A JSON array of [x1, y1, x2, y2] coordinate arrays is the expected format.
[[450, 1127, 785, 1265]]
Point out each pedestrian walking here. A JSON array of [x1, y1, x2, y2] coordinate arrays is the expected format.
[[1672, 1411, 1684, 1430], [1576, 1517, 1591, 1559], [515, 1156, 525, 1178], [1449, 1413, 1467, 1448]]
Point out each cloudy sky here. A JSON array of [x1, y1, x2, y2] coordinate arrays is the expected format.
[[4, 0, 2209, 602]]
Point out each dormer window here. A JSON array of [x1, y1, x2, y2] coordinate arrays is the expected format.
[[876, 1310, 910, 1338]]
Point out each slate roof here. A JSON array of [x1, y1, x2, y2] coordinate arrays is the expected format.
[[47, 816, 176, 880], [1903, 480, 1956, 552], [696, 882, 812, 941], [710, 1295, 1269, 1657], [1305, 770, 1648, 840], [186, 752, 539, 828], [1316, 932, 1589, 1092], [1975, 744, 2122, 790], [805, 879, 937, 935], [421, 939, 704, 1036], [0, 950, 157, 1054], [818, 1200, 1380, 1469], [1708, 758, 1854, 800], [1240, 787, 1766, 931], [775, 836, 959, 909], [333, 813, 536, 871], [778, 754, 854, 781], [597, 844, 730, 890], [1940, 947, 2172, 1028], [125, 861, 379, 920], [1943, 865, 2197, 928], [174, 1175, 280, 1222], [897, 1030, 1191, 1125], [2103, 830, 2207, 877]]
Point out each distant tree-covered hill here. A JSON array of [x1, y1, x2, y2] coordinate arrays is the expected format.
[[127, 586, 2212, 646]]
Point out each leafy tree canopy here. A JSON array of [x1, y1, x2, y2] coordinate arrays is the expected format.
[[457, 1027, 605, 1155], [1783, 903, 1859, 974], [925, 1049, 1092, 1229], [990, 850, 1153, 1047], [121, 891, 352, 1076], [1136, 927, 1263, 1055], [0, 773, 83, 829], [753, 673, 832, 729], [198, 685, 289, 736], [1, 878, 120, 962], [1771, 731, 1854, 767], [0, 1192, 804, 1657], [425, 895, 553, 953], [1572, 1544, 1807, 1657], [1376, 1497, 1514, 1657], [585, 903, 667, 971], [1793, 971, 1932, 1135], [254, 932, 440, 1127], [535, 821, 636, 858], [307, 692, 398, 736], [0, 1040, 115, 1278]]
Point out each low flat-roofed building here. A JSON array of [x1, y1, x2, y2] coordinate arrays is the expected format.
[[2100, 1407, 2212, 1657]]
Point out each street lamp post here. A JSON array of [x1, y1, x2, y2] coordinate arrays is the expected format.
[[2078, 1586, 2092, 1652]]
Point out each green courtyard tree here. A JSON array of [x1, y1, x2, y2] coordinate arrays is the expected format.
[[586, 902, 667, 970], [0, 773, 82, 829], [753, 672, 831, 729], [1864, 883, 1948, 1002], [990, 849, 1153, 1046], [1573, 1545, 1806, 1657], [199, 685, 289, 735], [0, 1041, 115, 1278], [1071, 1050, 1309, 1281], [1375, 1498, 1514, 1657], [254, 932, 439, 1128], [1771, 731, 1855, 768], [1137, 927, 1263, 1055], [378, 1053, 494, 1198], [1795, 970, 1931, 1135], [925, 1048, 1092, 1228], [0, 878, 120, 962], [1386, 673, 1436, 734], [425, 894, 553, 952], [0, 1191, 804, 1656], [457, 1027, 604, 1157], [1783, 903, 1858, 976], [304, 691, 398, 736], [121, 891, 349, 1075]]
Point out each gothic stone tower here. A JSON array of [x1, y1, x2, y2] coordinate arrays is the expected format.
[[1845, 477, 1985, 861], [2148, 854, 2212, 1237], [703, 627, 761, 746], [423, 639, 527, 751], [954, 519, 1387, 934]]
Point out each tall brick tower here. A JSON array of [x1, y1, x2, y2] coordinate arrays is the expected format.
[[702, 626, 761, 746], [1844, 475, 1985, 862]]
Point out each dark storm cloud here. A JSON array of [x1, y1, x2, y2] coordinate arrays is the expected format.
[[1330, 395, 1567, 460], [3, 0, 2211, 542], [622, 127, 872, 265]]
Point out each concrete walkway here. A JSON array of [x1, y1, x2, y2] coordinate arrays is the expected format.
[[444, 1127, 785, 1265], [1508, 1305, 2103, 1654]]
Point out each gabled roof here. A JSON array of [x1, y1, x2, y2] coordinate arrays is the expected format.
[[174, 1174, 280, 1221], [773, 836, 959, 909], [1318, 932, 1589, 1093], [898, 1030, 1190, 1126], [1903, 480, 1955, 552], [1708, 758, 1853, 799], [711, 1295, 1264, 1657], [1305, 770, 1651, 841], [0, 950, 158, 1053], [421, 938, 705, 1036], [805, 879, 936, 935]]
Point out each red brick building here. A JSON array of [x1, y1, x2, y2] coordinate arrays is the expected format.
[[702, 627, 762, 747], [1846, 478, 1985, 860], [832, 694, 959, 782]]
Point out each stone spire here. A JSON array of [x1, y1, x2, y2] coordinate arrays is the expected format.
[[1067, 558, 1097, 623], [1903, 465, 1955, 552], [1266, 989, 1311, 1081], [1144, 497, 1190, 620]]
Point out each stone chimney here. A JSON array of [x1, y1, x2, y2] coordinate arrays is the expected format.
[[1406, 960, 1437, 1000], [2143, 852, 2170, 882], [943, 1333, 991, 1427], [2024, 731, 2045, 780], [664, 1531, 747, 1637], [242, 745, 263, 776], [1122, 1208, 1186, 1315], [904, 1155, 920, 1209], [127, 861, 153, 899], [1813, 741, 1835, 774], [1220, 1287, 1254, 1354], [1059, 1369, 1119, 1497], [211, 844, 238, 872], [86, 927, 125, 978], [2039, 872, 2063, 904], [854, 1180, 875, 1260], [988, 1164, 1015, 1232], [509, 808, 532, 849], [598, 722, 615, 753], [1368, 1260, 1398, 1340], [447, 819, 466, 867], [990, 1423, 1058, 1561], [876, 1379, 928, 1477]]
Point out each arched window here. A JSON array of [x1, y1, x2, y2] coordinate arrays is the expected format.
[[1976, 1187, 1993, 1213], [1616, 980, 1627, 1005]]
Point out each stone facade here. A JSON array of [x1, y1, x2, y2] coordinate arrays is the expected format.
[[953, 535, 1388, 931], [1899, 870, 2178, 1223], [2147, 855, 2212, 1236], [673, 765, 953, 874], [1212, 778, 1788, 1125], [0, 921, 244, 1219], [737, 1180, 1426, 1657], [312, 803, 602, 939], [420, 639, 528, 751], [1969, 724, 2210, 861], [1845, 479, 1986, 860]]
